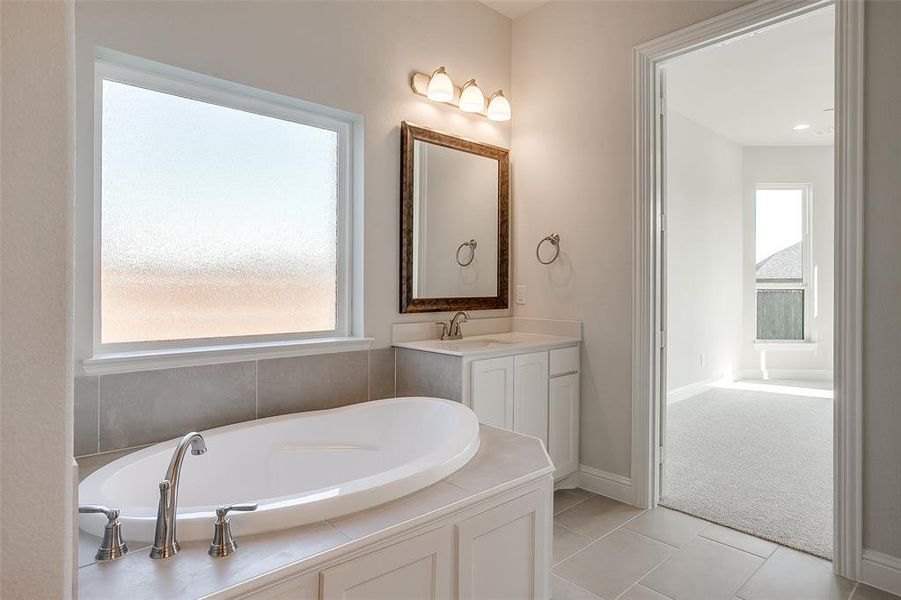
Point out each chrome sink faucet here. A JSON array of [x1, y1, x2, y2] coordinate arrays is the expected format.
[[150, 431, 207, 559], [448, 311, 470, 340]]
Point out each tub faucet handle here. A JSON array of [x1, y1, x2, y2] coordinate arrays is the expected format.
[[79, 505, 128, 561], [208, 503, 258, 558]]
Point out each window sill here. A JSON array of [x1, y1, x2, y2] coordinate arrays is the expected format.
[[82, 336, 374, 376], [753, 341, 817, 352]]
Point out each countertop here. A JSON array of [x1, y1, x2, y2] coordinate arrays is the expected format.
[[77, 424, 553, 599], [393, 331, 581, 358]]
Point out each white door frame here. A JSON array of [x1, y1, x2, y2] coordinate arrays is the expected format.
[[630, 0, 864, 579]]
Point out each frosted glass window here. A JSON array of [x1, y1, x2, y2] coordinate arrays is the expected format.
[[100, 79, 340, 344]]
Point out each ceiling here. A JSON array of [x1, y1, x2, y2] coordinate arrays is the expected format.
[[480, 1, 548, 20], [665, 6, 835, 146]]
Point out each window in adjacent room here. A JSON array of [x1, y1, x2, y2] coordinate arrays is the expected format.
[[754, 185, 810, 341], [96, 62, 355, 350]]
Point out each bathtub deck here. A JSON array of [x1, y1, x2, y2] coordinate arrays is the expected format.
[[78, 424, 553, 599]]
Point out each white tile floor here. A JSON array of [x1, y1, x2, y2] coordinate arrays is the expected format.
[[551, 489, 899, 600]]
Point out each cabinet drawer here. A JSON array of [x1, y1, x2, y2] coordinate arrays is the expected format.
[[549, 346, 579, 376]]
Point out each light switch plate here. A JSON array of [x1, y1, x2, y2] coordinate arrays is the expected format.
[[516, 285, 526, 305]]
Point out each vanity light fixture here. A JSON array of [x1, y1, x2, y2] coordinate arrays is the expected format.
[[426, 67, 454, 102], [410, 67, 511, 121], [793, 123, 811, 130], [487, 91, 512, 122], [459, 79, 485, 113]]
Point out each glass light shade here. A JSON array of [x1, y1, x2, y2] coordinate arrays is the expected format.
[[459, 80, 485, 113], [426, 67, 454, 102], [487, 91, 511, 121]]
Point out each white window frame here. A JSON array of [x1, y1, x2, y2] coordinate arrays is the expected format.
[[754, 182, 813, 342], [80, 55, 368, 375]]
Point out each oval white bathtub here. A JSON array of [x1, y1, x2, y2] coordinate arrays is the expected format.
[[79, 397, 480, 542]]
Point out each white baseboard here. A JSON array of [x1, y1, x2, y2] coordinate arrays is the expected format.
[[739, 368, 833, 382], [577, 464, 633, 505], [666, 378, 716, 404], [861, 549, 901, 596]]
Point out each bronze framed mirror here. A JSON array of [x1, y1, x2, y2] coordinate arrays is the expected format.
[[399, 122, 509, 313]]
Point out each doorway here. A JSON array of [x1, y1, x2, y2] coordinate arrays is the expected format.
[[657, 6, 835, 559], [631, 0, 864, 579]]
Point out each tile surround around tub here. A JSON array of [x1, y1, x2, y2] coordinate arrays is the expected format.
[[368, 347, 396, 400], [395, 347, 462, 402], [76, 348, 398, 457], [76, 317, 582, 456], [74, 375, 99, 456], [257, 350, 368, 418], [99, 361, 257, 451]]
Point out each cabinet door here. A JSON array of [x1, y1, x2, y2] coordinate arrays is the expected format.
[[471, 356, 515, 430], [549, 373, 580, 478], [513, 352, 549, 445], [320, 526, 452, 600], [457, 489, 550, 600]]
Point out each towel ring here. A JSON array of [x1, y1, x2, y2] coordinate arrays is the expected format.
[[456, 239, 477, 267], [536, 233, 561, 265]]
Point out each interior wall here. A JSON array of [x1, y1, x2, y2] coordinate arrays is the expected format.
[[0, 1, 75, 597], [664, 111, 744, 393], [511, 0, 749, 478], [73, 0, 513, 365], [741, 146, 834, 377], [863, 0, 901, 560]]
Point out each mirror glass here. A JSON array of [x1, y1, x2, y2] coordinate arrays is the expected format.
[[412, 140, 499, 298]]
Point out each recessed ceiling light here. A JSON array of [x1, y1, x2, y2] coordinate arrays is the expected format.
[[793, 123, 811, 130]]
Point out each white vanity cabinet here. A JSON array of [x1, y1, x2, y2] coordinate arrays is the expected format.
[[470, 347, 578, 478]]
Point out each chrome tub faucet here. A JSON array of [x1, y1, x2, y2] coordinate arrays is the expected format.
[[150, 431, 207, 559]]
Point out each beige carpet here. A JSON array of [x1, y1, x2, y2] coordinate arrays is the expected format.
[[659, 381, 833, 559]]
